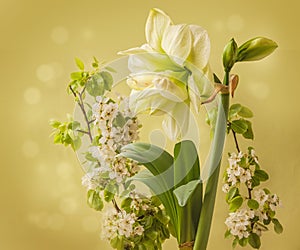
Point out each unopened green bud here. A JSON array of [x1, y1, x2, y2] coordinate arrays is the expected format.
[[237, 37, 278, 62], [223, 38, 238, 72]]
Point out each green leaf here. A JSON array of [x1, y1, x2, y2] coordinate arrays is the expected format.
[[100, 71, 113, 91], [247, 199, 259, 210], [145, 229, 158, 240], [224, 229, 231, 239], [229, 196, 243, 212], [226, 187, 239, 202], [173, 180, 200, 207], [113, 113, 126, 127], [110, 236, 124, 249], [231, 119, 248, 134], [213, 73, 222, 83], [255, 169, 269, 181], [243, 120, 254, 140], [49, 120, 61, 128], [238, 106, 253, 118], [86, 73, 105, 97], [239, 237, 248, 247], [121, 142, 178, 238], [229, 103, 242, 119], [173, 140, 202, 243], [248, 233, 261, 249], [154, 209, 170, 225], [71, 136, 81, 150], [104, 183, 116, 202], [272, 218, 283, 234], [87, 190, 103, 211], [251, 176, 261, 187], [232, 237, 238, 248], [75, 57, 84, 70], [70, 71, 82, 80]]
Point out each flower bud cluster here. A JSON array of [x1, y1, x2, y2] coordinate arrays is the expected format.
[[223, 148, 283, 248], [82, 96, 141, 191], [102, 193, 170, 249]]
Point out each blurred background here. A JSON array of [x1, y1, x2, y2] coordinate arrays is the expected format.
[[1, 0, 299, 249]]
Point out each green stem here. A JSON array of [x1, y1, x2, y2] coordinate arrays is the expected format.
[[193, 72, 230, 250]]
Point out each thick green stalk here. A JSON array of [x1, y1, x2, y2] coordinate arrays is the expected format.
[[193, 72, 230, 250]]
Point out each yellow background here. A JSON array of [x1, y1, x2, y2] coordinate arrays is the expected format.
[[1, 0, 299, 249]]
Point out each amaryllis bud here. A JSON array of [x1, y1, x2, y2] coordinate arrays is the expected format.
[[237, 37, 278, 62], [222, 38, 238, 72]]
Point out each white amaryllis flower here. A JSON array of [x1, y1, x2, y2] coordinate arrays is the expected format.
[[118, 8, 214, 140]]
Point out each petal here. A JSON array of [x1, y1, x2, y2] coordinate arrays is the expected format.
[[129, 89, 177, 115], [127, 52, 180, 73], [162, 102, 190, 141], [127, 74, 155, 90], [161, 24, 192, 66], [117, 44, 152, 55], [186, 25, 210, 69], [145, 8, 172, 52]]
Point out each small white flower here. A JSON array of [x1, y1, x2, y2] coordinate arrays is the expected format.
[[239, 169, 252, 183], [225, 208, 254, 239], [222, 183, 230, 193], [254, 189, 268, 206], [268, 194, 281, 211], [253, 223, 263, 237], [228, 152, 244, 167], [250, 149, 259, 164], [134, 225, 145, 236]]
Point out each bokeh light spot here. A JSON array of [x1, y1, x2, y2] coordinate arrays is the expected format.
[[23, 87, 41, 105], [56, 162, 74, 180], [227, 15, 244, 32], [51, 26, 69, 45], [59, 197, 78, 214], [82, 216, 99, 232], [248, 82, 270, 100], [48, 213, 65, 230], [22, 140, 39, 158], [82, 29, 94, 40], [36, 64, 55, 82], [213, 20, 225, 31]]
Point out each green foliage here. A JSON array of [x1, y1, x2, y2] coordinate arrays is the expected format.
[[227, 103, 254, 140], [239, 237, 248, 247], [231, 119, 248, 134], [104, 183, 117, 202], [229, 196, 243, 212], [87, 189, 104, 211], [122, 140, 202, 244], [75, 57, 85, 70], [272, 218, 283, 234], [49, 118, 82, 150], [247, 199, 259, 210], [254, 169, 269, 182], [173, 180, 200, 207], [226, 187, 239, 202], [248, 233, 261, 249]]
